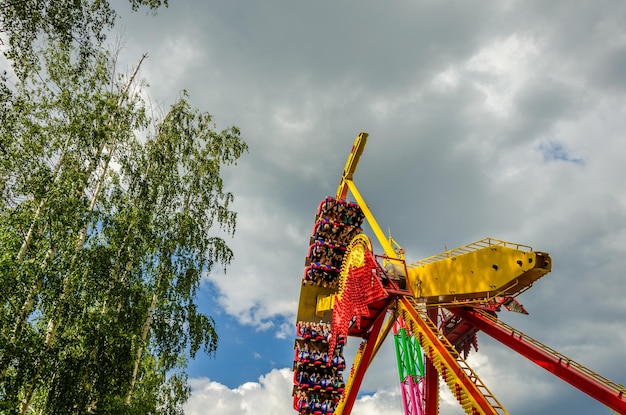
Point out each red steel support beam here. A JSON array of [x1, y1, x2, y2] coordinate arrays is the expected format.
[[339, 309, 387, 415], [423, 307, 439, 415], [450, 307, 626, 414]]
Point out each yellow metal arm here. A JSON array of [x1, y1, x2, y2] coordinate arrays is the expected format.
[[346, 180, 398, 259], [334, 131, 398, 259], [336, 132, 368, 200], [406, 238, 551, 303]]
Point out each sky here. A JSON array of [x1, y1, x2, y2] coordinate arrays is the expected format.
[[108, 1, 626, 414]]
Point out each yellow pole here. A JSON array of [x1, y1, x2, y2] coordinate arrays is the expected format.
[[345, 180, 398, 259]]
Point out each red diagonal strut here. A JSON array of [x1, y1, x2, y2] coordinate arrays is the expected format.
[[339, 310, 387, 415], [450, 307, 626, 414]]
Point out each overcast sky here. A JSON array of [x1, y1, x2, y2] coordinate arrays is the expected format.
[[110, 1, 626, 414]]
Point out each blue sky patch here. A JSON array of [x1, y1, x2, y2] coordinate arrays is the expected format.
[[538, 141, 584, 166]]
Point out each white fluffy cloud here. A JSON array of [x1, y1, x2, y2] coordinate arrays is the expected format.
[[184, 371, 466, 415], [184, 370, 294, 415]]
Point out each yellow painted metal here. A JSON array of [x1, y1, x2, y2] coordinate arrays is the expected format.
[[405, 238, 551, 303], [336, 234, 372, 301], [335, 131, 400, 263], [336, 132, 368, 200], [315, 293, 335, 316], [296, 284, 336, 323], [346, 180, 398, 259], [317, 233, 395, 364], [399, 296, 509, 415], [329, 134, 551, 308], [315, 233, 374, 314]]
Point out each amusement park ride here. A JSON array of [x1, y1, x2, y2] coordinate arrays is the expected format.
[[291, 132, 626, 415]]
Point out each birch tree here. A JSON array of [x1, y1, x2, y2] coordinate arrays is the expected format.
[[0, 35, 247, 415], [0, 0, 168, 77]]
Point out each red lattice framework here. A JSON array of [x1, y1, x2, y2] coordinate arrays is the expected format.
[[329, 248, 388, 356]]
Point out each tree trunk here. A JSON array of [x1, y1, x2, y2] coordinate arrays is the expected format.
[[17, 54, 148, 412], [125, 272, 161, 405], [6, 131, 73, 356], [15, 133, 71, 263], [43, 51, 148, 348]]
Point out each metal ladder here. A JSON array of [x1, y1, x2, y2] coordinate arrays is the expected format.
[[400, 296, 509, 415]]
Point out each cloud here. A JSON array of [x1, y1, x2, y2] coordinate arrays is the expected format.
[[183, 370, 298, 415], [108, 1, 626, 413], [184, 370, 457, 415], [464, 34, 540, 117]]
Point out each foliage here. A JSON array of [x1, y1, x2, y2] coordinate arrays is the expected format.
[[0, 0, 168, 77], [0, 32, 247, 415]]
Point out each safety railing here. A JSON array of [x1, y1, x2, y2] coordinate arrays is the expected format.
[[406, 238, 533, 269]]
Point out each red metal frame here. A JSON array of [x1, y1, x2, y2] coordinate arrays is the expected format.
[[424, 307, 439, 415], [450, 307, 626, 414], [338, 310, 387, 415]]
